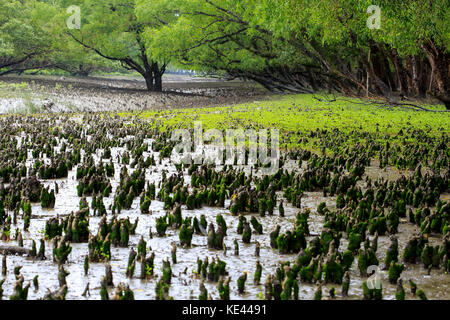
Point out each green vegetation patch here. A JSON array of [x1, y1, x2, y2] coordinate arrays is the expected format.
[[121, 94, 449, 152]]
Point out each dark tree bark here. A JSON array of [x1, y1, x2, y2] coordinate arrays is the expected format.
[[370, 44, 396, 92], [420, 40, 450, 109], [417, 58, 429, 97], [69, 32, 166, 92], [152, 62, 165, 92], [143, 72, 154, 91]]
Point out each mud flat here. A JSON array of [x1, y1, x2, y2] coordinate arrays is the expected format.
[[0, 108, 448, 300], [0, 74, 270, 114]]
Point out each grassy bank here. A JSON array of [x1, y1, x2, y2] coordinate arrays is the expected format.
[[126, 94, 448, 133], [120, 94, 449, 153]]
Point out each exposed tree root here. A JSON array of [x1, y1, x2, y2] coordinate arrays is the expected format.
[[0, 246, 32, 256]]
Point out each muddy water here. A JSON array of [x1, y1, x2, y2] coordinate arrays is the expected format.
[[1, 135, 449, 300]]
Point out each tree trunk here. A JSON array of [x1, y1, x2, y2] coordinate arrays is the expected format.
[[424, 45, 448, 93], [420, 40, 449, 109], [308, 68, 318, 91], [371, 44, 393, 91], [0, 245, 32, 256], [411, 56, 420, 96], [417, 58, 429, 97], [154, 73, 162, 92], [151, 62, 164, 92], [142, 67, 164, 92], [405, 56, 415, 96], [143, 72, 154, 91], [388, 49, 409, 95]]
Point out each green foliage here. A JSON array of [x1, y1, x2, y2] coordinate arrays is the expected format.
[[156, 216, 168, 237], [53, 238, 72, 265], [323, 259, 345, 284], [216, 214, 227, 235], [362, 280, 382, 300], [388, 262, 405, 284], [140, 196, 151, 214], [416, 289, 428, 300], [162, 259, 172, 284], [342, 250, 355, 270], [237, 273, 247, 294], [135, 0, 449, 97], [179, 222, 194, 247], [348, 232, 362, 252], [0, 0, 58, 74], [250, 216, 263, 235]]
